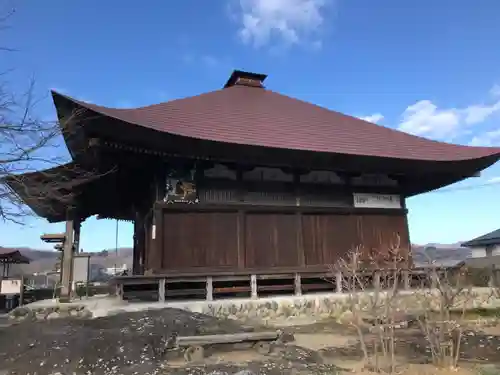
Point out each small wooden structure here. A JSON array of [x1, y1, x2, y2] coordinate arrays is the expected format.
[[0, 249, 29, 310], [5, 70, 500, 300], [0, 249, 30, 278]]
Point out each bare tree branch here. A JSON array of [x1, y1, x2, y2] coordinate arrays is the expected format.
[[0, 9, 108, 223]]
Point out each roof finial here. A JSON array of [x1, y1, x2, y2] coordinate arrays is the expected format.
[[224, 70, 267, 89]]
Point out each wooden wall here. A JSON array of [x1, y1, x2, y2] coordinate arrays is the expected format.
[[147, 208, 411, 273]]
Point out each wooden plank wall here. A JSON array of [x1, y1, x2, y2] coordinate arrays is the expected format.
[[149, 209, 410, 273]]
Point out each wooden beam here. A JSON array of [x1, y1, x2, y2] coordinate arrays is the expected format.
[[176, 331, 279, 347], [40, 233, 66, 243], [157, 202, 408, 216], [59, 217, 75, 302]]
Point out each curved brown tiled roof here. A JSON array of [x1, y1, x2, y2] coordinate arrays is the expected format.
[[0, 248, 30, 264], [52, 71, 500, 162]]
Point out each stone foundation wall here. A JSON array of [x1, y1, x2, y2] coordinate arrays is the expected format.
[[9, 303, 92, 322], [8, 288, 500, 324], [177, 288, 500, 324]]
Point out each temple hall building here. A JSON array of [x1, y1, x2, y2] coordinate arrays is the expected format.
[[6, 70, 500, 300]]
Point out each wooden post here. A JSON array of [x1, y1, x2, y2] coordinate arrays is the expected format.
[[115, 283, 124, 300], [489, 265, 496, 287], [431, 272, 438, 289], [236, 210, 245, 269], [336, 271, 342, 293], [250, 274, 258, 299], [158, 278, 166, 302], [294, 273, 302, 296], [206, 276, 213, 301], [373, 271, 381, 290], [19, 275, 24, 306], [132, 215, 140, 275], [73, 220, 81, 253], [60, 217, 75, 302], [403, 270, 410, 290]]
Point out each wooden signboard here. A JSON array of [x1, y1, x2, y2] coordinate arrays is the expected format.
[[73, 254, 91, 283], [353, 193, 402, 209], [0, 278, 23, 295]]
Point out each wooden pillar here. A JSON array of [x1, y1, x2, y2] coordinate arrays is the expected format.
[[147, 206, 163, 274], [132, 214, 141, 275], [294, 273, 302, 296], [373, 270, 381, 290], [115, 283, 124, 300], [402, 270, 410, 290], [250, 275, 258, 299], [206, 276, 213, 301], [336, 271, 343, 293], [431, 271, 438, 289], [140, 217, 148, 274], [73, 220, 81, 253], [158, 278, 166, 302], [236, 210, 245, 269], [60, 217, 75, 302], [293, 170, 305, 268]]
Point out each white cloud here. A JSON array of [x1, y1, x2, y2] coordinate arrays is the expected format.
[[181, 53, 194, 64], [490, 84, 500, 97], [200, 55, 219, 67], [397, 94, 500, 141], [359, 113, 384, 124], [398, 100, 461, 139], [181, 53, 228, 69], [469, 128, 500, 146], [231, 0, 330, 47], [463, 102, 500, 125], [486, 176, 500, 184]]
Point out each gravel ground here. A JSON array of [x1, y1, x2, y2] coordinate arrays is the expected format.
[[5, 307, 500, 375], [0, 308, 341, 375], [0, 308, 245, 375]]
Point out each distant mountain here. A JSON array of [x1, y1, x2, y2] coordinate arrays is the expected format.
[[411, 244, 471, 267], [0, 246, 133, 276], [1, 244, 472, 275]]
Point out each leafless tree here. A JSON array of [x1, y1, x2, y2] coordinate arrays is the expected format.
[[0, 9, 105, 223], [331, 238, 408, 373], [414, 259, 475, 368]]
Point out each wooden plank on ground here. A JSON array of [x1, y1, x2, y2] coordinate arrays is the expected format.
[[176, 331, 279, 347]]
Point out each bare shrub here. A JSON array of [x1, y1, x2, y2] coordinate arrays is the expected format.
[[331, 237, 408, 373], [414, 261, 474, 368]]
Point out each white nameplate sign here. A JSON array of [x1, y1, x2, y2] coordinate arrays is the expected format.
[[0, 278, 23, 295], [353, 193, 401, 209]]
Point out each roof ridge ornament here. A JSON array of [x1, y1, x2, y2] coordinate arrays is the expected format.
[[224, 70, 267, 89]]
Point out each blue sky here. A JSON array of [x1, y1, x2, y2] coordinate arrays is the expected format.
[[1, 0, 500, 251]]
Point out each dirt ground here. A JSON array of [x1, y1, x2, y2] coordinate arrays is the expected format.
[[1, 308, 500, 375]]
